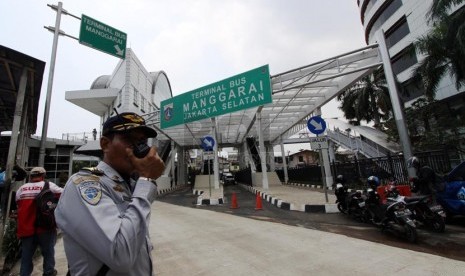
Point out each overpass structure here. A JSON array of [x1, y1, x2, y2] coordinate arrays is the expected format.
[[68, 38, 412, 204], [146, 44, 382, 148], [136, 44, 408, 202], [142, 43, 397, 197]]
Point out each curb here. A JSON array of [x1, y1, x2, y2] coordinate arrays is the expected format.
[[239, 184, 338, 213], [192, 189, 225, 206], [158, 185, 187, 195]]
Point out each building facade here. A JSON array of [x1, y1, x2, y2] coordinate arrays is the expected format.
[[357, 0, 465, 102], [66, 48, 172, 129], [357, 0, 465, 161]]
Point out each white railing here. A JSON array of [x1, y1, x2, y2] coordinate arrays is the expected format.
[[327, 128, 387, 158]]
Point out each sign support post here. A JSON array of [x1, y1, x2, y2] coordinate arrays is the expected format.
[[212, 118, 220, 190], [307, 115, 331, 203], [39, 2, 63, 166]]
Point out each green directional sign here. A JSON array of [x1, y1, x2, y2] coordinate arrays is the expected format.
[[160, 65, 272, 129], [79, 14, 127, 59]]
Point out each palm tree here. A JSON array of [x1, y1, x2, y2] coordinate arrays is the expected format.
[[413, 1, 465, 98], [337, 70, 392, 129]]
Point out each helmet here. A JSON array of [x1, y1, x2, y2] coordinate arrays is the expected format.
[[407, 156, 420, 169], [367, 176, 380, 188], [336, 175, 346, 184]]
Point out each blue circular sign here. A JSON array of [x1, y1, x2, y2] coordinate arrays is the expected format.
[[201, 135, 215, 151], [307, 116, 327, 135]]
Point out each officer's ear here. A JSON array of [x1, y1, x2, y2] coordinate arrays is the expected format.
[[100, 135, 112, 152]]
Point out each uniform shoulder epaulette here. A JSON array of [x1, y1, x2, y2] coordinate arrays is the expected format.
[[80, 167, 104, 176], [72, 167, 103, 185]]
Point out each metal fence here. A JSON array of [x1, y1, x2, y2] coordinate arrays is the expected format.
[[275, 150, 453, 190]]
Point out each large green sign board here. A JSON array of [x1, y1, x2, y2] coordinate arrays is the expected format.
[[161, 65, 272, 129], [79, 14, 127, 59]]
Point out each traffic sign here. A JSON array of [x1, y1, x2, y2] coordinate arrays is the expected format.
[[201, 135, 215, 151], [160, 65, 272, 129], [309, 137, 328, 149], [79, 14, 127, 59], [307, 116, 327, 135]]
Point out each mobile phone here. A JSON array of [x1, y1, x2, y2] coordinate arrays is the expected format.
[[133, 142, 150, 158]]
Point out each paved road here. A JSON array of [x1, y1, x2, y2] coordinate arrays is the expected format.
[[158, 185, 465, 262], [8, 184, 465, 275], [152, 199, 465, 275]]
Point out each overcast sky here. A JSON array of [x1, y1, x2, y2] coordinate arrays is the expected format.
[[1, 0, 365, 141]]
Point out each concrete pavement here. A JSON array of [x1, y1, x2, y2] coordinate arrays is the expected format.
[[10, 198, 465, 275], [243, 183, 338, 212]]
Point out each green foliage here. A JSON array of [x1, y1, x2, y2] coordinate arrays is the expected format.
[[72, 160, 99, 174], [382, 98, 462, 151], [2, 218, 21, 272], [337, 70, 392, 128], [413, 2, 465, 98]]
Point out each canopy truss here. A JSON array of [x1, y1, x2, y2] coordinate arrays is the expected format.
[[145, 44, 382, 148]]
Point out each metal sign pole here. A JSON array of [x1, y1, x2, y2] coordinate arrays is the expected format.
[[208, 155, 211, 197], [39, 2, 63, 166]]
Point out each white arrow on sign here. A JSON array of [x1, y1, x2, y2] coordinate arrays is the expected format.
[[309, 119, 323, 130], [204, 138, 213, 148], [114, 45, 124, 56]]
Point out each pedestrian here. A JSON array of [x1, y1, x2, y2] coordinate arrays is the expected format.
[[15, 167, 63, 276], [55, 112, 165, 275], [92, 128, 97, 140]]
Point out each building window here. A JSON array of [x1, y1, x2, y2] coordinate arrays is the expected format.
[[391, 45, 417, 75], [298, 156, 304, 162], [133, 88, 139, 106], [361, 0, 379, 23], [401, 79, 425, 102], [385, 16, 410, 48], [141, 96, 146, 112], [366, 0, 403, 43]]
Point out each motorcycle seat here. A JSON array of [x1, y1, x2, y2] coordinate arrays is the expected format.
[[404, 195, 429, 203]]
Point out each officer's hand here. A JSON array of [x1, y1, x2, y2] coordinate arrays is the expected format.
[[126, 147, 165, 180]]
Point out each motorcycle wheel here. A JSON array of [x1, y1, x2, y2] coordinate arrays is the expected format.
[[430, 214, 446, 233], [404, 224, 417, 243], [337, 203, 346, 214]]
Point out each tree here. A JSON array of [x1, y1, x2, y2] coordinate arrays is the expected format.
[[337, 69, 392, 129], [413, 1, 465, 98], [382, 97, 463, 152]]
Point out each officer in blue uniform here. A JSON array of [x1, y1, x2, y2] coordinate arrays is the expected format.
[[55, 112, 165, 276]]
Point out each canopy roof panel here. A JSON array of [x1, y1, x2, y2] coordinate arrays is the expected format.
[[0, 45, 45, 133], [145, 44, 382, 148]]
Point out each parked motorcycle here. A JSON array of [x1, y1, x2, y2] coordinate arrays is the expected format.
[[334, 175, 349, 213], [335, 183, 348, 214], [386, 186, 446, 233], [335, 183, 368, 222], [365, 186, 418, 243]]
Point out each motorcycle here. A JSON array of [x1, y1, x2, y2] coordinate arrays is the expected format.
[[386, 187, 446, 233], [365, 188, 418, 243], [335, 184, 368, 222], [335, 183, 348, 214]]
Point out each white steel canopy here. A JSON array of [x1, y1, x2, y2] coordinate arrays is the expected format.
[[145, 44, 382, 148]]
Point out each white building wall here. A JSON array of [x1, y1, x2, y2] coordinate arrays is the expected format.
[[359, 0, 464, 103], [97, 48, 169, 120]]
